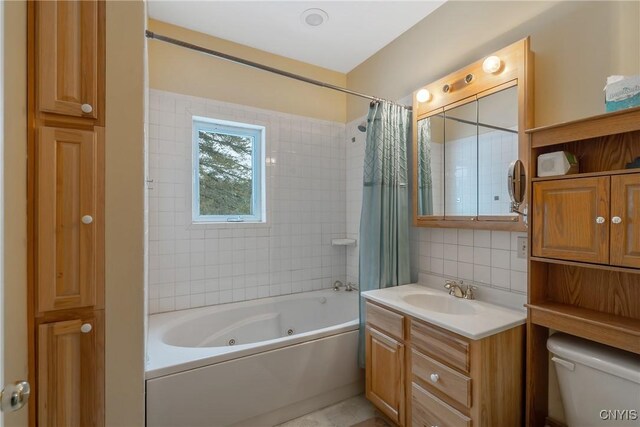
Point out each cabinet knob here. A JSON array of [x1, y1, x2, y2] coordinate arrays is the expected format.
[[81, 103, 93, 114], [612, 216, 622, 224], [80, 323, 92, 334], [81, 215, 93, 224], [596, 216, 605, 224], [430, 373, 439, 383]]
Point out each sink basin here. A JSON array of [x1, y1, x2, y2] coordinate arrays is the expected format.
[[401, 293, 476, 315]]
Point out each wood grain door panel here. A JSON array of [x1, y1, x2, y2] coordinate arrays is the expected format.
[[532, 177, 610, 264], [38, 312, 104, 427], [37, 127, 100, 313], [37, 0, 100, 119], [366, 327, 405, 425], [611, 174, 640, 268]]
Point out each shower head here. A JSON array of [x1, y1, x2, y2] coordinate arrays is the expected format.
[[357, 122, 367, 133]]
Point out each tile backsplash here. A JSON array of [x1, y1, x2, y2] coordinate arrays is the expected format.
[[148, 89, 347, 314]]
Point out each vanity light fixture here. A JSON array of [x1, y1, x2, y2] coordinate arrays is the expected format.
[[442, 84, 451, 93], [416, 89, 431, 103], [482, 55, 502, 74]]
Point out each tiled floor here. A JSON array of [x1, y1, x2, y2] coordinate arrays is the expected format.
[[277, 395, 392, 427]]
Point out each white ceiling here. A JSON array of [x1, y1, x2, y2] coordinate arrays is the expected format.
[[147, 1, 445, 73]]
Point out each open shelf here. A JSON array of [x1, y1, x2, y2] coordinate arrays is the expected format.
[[529, 256, 640, 275], [526, 302, 640, 354], [531, 168, 639, 182]]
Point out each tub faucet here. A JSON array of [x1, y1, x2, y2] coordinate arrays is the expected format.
[[345, 282, 359, 292], [333, 281, 344, 291]]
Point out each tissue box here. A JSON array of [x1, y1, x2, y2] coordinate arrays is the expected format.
[[538, 151, 579, 177], [605, 75, 640, 112]]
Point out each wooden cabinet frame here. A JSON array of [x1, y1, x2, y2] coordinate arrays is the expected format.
[[412, 38, 533, 231]]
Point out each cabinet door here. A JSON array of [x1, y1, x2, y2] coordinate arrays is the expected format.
[[38, 313, 104, 427], [366, 326, 405, 425], [532, 177, 610, 264], [37, 0, 101, 120], [611, 174, 640, 268], [37, 127, 102, 313]]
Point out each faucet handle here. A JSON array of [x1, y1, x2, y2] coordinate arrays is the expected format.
[[463, 284, 478, 300]]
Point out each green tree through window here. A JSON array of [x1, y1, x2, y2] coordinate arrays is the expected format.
[[198, 130, 254, 216]]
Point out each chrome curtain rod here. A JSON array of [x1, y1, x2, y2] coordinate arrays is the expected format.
[[145, 31, 412, 110]]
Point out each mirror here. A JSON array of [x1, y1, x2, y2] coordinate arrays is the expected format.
[[508, 159, 526, 207], [477, 85, 519, 217], [416, 115, 444, 216]]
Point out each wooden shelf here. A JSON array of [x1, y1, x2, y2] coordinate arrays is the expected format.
[[526, 302, 640, 354], [529, 256, 640, 275], [531, 168, 639, 182]]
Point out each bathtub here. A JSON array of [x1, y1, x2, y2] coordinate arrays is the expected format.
[[146, 289, 363, 427]]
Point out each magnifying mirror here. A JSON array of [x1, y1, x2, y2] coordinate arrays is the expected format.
[[508, 160, 527, 218]]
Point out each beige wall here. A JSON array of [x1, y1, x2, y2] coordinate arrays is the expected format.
[[347, 1, 640, 125], [105, 1, 146, 426], [148, 19, 347, 123], [2, 1, 28, 425]]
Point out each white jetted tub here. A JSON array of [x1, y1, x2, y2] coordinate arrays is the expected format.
[[146, 289, 362, 427]]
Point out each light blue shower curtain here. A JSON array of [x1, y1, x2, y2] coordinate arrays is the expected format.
[[358, 101, 411, 367]]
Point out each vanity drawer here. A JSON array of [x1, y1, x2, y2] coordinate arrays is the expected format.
[[411, 320, 469, 373], [412, 349, 471, 408], [366, 302, 404, 340], [412, 382, 471, 427]]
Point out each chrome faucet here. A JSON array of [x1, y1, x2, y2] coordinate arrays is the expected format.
[[333, 281, 344, 291], [444, 280, 477, 299], [345, 282, 359, 292]]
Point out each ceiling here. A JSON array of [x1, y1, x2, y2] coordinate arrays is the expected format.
[[147, 1, 445, 73]]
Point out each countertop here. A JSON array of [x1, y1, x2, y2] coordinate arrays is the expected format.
[[362, 284, 526, 340]]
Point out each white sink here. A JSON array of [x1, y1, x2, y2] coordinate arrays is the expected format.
[[401, 293, 476, 315]]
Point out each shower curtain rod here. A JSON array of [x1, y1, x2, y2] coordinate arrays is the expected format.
[[145, 31, 412, 110]]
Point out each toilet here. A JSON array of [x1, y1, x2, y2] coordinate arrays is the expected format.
[[547, 333, 640, 427]]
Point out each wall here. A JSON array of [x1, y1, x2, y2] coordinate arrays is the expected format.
[[148, 89, 347, 313], [346, 1, 640, 125], [2, 1, 28, 426], [148, 19, 347, 123], [105, 1, 146, 425]]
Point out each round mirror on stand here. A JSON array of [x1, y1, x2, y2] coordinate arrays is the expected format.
[[507, 159, 527, 222]]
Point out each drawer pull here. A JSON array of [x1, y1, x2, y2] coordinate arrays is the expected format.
[[81, 103, 93, 114], [80, 323, 92, 334], [82, 215, 93, 224], [612, 216, 622, 224], [596, 216, 605, 224], [430, 373, 439, 383]]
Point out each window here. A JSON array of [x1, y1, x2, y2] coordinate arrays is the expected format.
[[192, 117, 265, 223]]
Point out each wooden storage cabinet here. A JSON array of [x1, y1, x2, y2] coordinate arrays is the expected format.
[[532, 173, 640, 268], [29, 1, 106, 424], [37, 0, 103, 121], [365, 326, 405, 425], [611, 174, 640, 268], [38, 312, 104, 427], [37, 127, 103, 314]]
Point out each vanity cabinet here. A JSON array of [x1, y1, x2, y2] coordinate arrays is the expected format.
[[365, 301, 524, 427], [532, 173, 640, 268]]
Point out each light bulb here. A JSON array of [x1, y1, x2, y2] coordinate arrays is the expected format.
[[482, 56, 502, 74], [416, 89, 431, 103]]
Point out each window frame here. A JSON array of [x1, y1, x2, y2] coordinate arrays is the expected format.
[[191, 116, 266, 223]]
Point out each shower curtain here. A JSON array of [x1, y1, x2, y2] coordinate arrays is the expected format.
[[358, 101, 411, 367], [417, 118, 434, 215]]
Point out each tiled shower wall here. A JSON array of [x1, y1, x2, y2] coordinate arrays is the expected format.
[[148, 89, 347, 314], [345, 115, 528, 296]]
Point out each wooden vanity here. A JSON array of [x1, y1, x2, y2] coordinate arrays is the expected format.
[[364, 299, 524, 427]]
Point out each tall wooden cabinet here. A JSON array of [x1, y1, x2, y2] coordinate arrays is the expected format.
[[526, 107, 640, 427], [28, 1, 105, 425]]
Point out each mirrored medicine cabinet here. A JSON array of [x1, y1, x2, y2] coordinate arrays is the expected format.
[[412, 38, 533, 231]]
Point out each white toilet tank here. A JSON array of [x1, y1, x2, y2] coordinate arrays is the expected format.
[[547, 333, 640, 427]]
